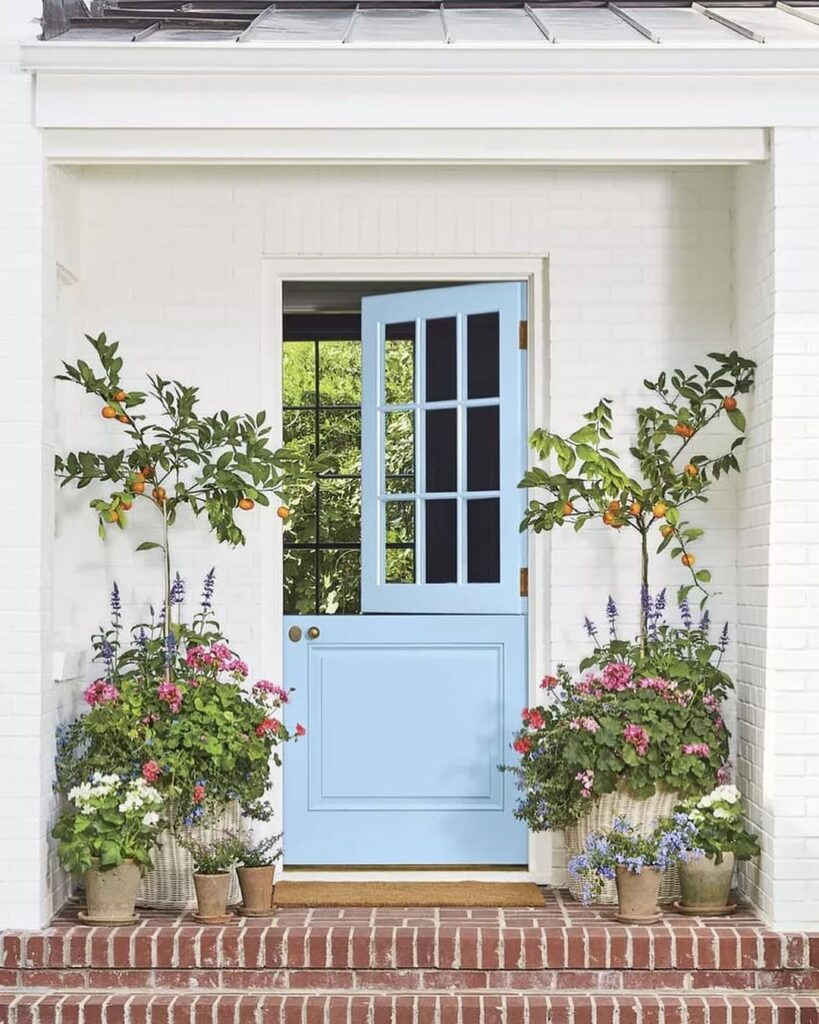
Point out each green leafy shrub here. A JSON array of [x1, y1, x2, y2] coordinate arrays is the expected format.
[[675, 786, 760, 864], [55, 573, 304, 826], [52, 773, 165, 874], [505, 595, 731, 832], [177, 831, 244, 875]]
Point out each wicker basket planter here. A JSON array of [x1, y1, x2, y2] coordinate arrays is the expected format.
[[564, 786, 682, 904], [138, 802, 242, 910]]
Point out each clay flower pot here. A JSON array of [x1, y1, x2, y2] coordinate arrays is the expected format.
[[614, 865, 662, 924], [237, 865, 275, 914], [678, 852, 735, 914], [193, 872, 232, 922], [82, 859, 141, 924]]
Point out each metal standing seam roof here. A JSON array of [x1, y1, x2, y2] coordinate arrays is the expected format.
[[39, 0, 819, 46]]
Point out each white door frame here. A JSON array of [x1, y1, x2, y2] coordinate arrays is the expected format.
[[261, 255, 553, 882]]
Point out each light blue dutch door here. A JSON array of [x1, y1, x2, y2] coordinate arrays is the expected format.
[[283, 282, 528, 865]]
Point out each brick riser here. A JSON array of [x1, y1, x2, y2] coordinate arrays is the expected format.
[[3, 992, 819, 1024], [2, 967, 818, 993]]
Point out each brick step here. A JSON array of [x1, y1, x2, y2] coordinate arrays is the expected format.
[[4, 966, 818, 993], [4, 921, 816, 974], [3, 990, 819, 1024]]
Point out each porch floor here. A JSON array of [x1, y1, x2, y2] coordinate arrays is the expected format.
[[2, 890, 817, 1023]]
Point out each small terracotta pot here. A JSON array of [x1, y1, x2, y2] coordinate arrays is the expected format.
[[614, 865, 662, 924], [193, 873, 231, 920], [679, 852, 735, 910], [237, 865, 275, 913], [83, 859, 141, 923]]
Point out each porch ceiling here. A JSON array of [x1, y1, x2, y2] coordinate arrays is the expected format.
[[39, 0, 819, 47]]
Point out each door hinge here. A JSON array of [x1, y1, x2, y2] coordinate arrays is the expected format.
[[520, 568, 529, 598], [518, 320, 528, 350]]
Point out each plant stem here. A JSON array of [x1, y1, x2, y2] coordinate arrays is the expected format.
[[640, 524, 649, 652], [161, 505, 172, 675]]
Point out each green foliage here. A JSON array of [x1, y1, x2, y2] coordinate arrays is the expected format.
[[177, 830, 245, 875], [280, 336, 415, 613], [55, 575, 303, 826], [236, 831, 283, 868], [675, 786, 761, 863], [52, 773, 165, 875], [520, 352, 756, 621], [56, 333, 321, 546]]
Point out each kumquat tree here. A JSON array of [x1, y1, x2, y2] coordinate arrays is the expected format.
[[54, 332, 327, 621], [520, 351, 756, 645]]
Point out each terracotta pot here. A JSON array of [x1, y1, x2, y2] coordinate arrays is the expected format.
[[83, 859, 141, 923], [193, 872, 231, 920], [237, 865, 275, 913], [679, 852, 735, 910], [614, 865, 662, 924]]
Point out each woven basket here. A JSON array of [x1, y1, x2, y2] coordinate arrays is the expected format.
[[138, 802, 242, 910], [564, 787, 682, 905]]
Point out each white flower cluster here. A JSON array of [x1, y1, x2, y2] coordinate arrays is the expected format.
[[697, 785, 741, 809], [68, 773, 163, 831], [118, 778, 163, 814], [691, 785, 742, 821], [67, 772, 120, 811]]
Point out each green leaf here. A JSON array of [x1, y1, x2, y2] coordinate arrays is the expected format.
[[726, 407, 746, 432], [136, 542, 163, 552]]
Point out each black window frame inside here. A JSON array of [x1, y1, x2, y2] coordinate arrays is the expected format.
[[282, 312, 413, 616]]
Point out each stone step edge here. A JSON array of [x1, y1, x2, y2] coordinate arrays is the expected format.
[[3, 989, 817, 1000]]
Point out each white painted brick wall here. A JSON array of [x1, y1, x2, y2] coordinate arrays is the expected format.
[[53, 164, 736, 894], [735, 130, 819, 931], [0, 0, 66, 929]]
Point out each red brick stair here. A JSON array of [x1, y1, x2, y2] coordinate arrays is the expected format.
[[1, 891, 817, 1022]]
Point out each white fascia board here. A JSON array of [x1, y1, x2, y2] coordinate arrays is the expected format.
[[20, 40, 819, 76], [29, 67, 819, 131], [20, 40, 819, 132], [43, 127, 768, 165]]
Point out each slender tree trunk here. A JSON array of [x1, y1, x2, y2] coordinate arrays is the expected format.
[[161, 506, 172, 677], [640, 525, 649, 653]]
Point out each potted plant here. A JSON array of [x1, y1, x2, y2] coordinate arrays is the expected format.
[[504, 594, 731, 903], [236, 832, 282, 915], [54, 574, 306, 909], [52, 772, 164, 924], [674, 785, 760, 915], [568, 815, 703, 924], [178, 831, 243, 923]]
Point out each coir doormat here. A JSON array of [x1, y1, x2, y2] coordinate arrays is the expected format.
[[273, 881, 546, 908]]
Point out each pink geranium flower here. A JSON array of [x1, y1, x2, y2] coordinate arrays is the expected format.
[[157, 680, 183, 713], [255, 717, 281, 737], [253, 680, 290, 704], [540, 675, 559, 690], [682, 743, 711, 757], [623, 723, 650, 757], [513, 736, 533, 755], [142, 760, 162, 783], [601, 662, 634, 692], [575, 769, 595, 798], [295, 723, 306, 737], [84, 679, 120, 707]]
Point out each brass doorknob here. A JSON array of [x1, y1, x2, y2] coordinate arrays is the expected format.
[[307, 626, 320, 639], [288, 626, 302, 642]]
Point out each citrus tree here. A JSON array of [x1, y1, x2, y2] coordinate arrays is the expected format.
[[55, 332, 325, 623], [520, 351, 755, 643]]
